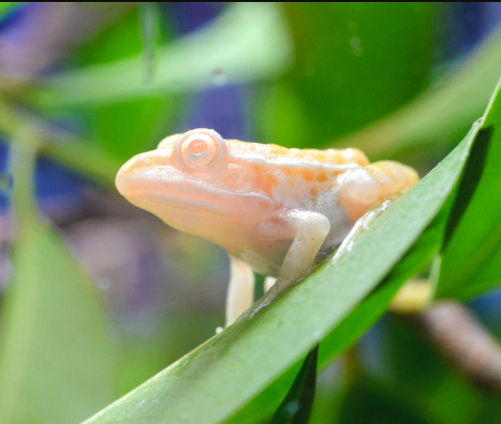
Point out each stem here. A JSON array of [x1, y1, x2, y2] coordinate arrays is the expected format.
[[139, 2, 159, 83], [0, 99, 120, 188], [8, 133, 38, 234]]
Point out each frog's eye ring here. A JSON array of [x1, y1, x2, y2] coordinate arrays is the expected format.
[[177, 129, 225, 169]]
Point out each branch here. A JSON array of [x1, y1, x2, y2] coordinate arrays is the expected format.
[[408, 300, 501, 394]]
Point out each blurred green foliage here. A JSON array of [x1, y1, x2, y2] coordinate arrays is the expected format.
[[256, 3, 438, 148], [0, 222, 115, 423], [75, 5, 179, 159], [0, 2, 19, 17], [0, 3, 499, 424]]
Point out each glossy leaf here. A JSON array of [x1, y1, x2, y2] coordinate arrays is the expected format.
[[0, 223, 116, 424], [83, 112, 477, 424], [437, 79, 501, 299], [226, 204, 450, 424]]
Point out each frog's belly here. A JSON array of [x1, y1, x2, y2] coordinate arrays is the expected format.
[[238, 190, 355, 276], [238, 231, 347, 277], [239, 239, 291, 277]]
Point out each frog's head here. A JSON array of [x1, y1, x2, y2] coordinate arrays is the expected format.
[[115, 129, 275, 247]]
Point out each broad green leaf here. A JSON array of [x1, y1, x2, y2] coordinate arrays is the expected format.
[[459, 247, 501, 297], [255, 3, 438, 148], [0, 222, 116, 424], [436, 79, 501, 299], [83, 113, 477, 424], [36, 3, 292, 106], [227, 205, 448, 424], [318, 209, 445, 367], [337, 27, 501, 162]]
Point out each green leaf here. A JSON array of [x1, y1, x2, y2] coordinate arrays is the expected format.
[[226, 365, 300, 424], [83, 95, 178, 160], [68, 6, 178, 159], [338, 379, 429, 424], [0, 222, 116, 424], [436, 79, 501, 299], [226, 205, 448, 424], [318, 209, 445, 367], [82, 112, 477, 424], [36, 3, 292, 106], [378, 316, 483, 424], [337, 27, 501, 162], [270, 346, 318, 424], [255, 3, 439, 148]]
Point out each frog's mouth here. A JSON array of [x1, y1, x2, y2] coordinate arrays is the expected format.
[[115, 161, 275, 225]]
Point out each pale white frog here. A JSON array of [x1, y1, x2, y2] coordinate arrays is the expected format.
[[115, 129, 419, 326]]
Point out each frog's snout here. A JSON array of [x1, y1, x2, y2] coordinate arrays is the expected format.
[[115, 151, 162, 198], [115, 157, 137, 198]]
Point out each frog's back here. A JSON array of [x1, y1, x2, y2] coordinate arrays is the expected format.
[[225, 140, 369, 167], [225, 138, 418, 222]]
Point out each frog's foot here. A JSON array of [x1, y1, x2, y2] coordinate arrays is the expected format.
[[264, 276, 277, 293], [225, 255, 255, 327]]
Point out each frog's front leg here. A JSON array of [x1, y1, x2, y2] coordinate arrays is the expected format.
[[225, 209, 329, 326], [269, 210, 331, 296], [226, 255, 255, 326]]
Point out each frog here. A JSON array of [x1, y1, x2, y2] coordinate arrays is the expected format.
[[115, 128, 419, 327]]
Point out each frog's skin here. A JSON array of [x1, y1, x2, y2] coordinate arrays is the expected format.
[[116, 128, 419, 326]]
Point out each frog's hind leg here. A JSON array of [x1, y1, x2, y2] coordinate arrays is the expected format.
[[225, 255, 255, 327], [339, 160, 419, 222]]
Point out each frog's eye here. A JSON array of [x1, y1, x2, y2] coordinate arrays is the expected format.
[[177, 129, 225, 169]]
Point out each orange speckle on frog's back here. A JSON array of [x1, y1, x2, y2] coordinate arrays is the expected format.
[[220, 143, 341, 207], [302, 170, 315, 182], [225, 140, 371, 202]]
